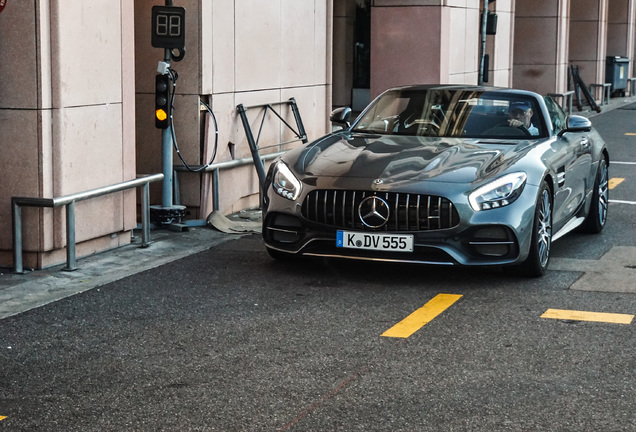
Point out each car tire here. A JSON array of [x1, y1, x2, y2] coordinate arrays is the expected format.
[[581, 158, 609, 234], [520, 181, 553, 277]]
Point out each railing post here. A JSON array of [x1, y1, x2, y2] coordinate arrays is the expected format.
[[12, 199, 23, 274], [548, 91, 574, 116], [212, 168, 220, 211], [289, 98, 308, 143], [237, 103, 267, 189], [141, 182, 151, 247], [64, 201, 77, 271]]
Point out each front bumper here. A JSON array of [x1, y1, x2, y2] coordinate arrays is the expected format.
[[263, 185, 539, 267], [264, 211, 522, 266]]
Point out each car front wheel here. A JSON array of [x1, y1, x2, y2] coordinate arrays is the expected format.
[[521, 182, 553, 277]]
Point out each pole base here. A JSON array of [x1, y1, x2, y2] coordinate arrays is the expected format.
[[150, 205, 187, 226]]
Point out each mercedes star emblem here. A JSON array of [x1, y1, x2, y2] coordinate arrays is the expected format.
[[358, 196, 390, 228]]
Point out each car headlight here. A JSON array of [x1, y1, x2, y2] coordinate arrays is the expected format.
[[469, 172, 527, 211], [272, 161, 302, 201]]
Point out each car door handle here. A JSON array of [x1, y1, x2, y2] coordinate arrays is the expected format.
[[580, 137, 590, 148]]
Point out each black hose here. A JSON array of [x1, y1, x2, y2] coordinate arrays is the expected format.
[[168, 68, 220, 172]]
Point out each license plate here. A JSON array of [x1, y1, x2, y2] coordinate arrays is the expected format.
[[336, 231, 414, 252]]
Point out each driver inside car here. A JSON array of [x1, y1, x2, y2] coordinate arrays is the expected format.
[[508, 102, 539, 136]]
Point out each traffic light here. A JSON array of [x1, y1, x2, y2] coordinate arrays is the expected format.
[[155, 74, 171, 129]]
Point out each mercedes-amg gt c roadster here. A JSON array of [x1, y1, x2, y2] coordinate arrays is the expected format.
[[262, 85, 609, 277]]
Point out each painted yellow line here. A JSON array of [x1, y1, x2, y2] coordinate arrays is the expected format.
[[541, 309, 634, 325], [381, 294, 462, 338], [625, 133, 636, 136], [609, 178, 625, 189], [0, 416, 6, 421]]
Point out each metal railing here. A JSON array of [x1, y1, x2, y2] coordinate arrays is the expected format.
[[174, 153, 284, 213], [236, 98, 308, 188], [629, 77, 636, 96], [12, 173, 164, 273], [547, 91, 574, 116], [174, 98, 308, 214], [589, 83, 611, 106]]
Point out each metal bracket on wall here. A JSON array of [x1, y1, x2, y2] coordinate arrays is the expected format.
[[236, 98, 308, 189]]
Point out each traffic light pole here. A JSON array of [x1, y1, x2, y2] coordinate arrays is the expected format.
[[151, 56, 186, 226], [149, 0, 187, 226], [478, 0, 489, 86], [161, 51, 174, 209]]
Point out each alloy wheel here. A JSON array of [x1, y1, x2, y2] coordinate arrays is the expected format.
[[597, 161, 609, 226], [537, 189, 552, 268]]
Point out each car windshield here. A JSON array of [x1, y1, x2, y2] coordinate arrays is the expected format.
[[352, 88, 547, 139]]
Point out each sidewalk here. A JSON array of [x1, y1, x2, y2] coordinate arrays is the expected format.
[[578, 92, 636, 118], [1, 94, 634, 321], [0, 212, 261, 320]]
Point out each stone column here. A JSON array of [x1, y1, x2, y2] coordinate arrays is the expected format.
[[569, 0, 610, 96], [487, 0, 515, 87], [370, 1, 480, 98], [513, 0, 571, 94], [606, 0, 636, 77]]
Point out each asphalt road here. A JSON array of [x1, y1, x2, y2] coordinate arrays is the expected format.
[[1, 103, 635, 431]]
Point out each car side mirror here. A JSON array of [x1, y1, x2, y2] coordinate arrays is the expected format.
[[330, 107, 352, 128], [564, 115, 592, 133]]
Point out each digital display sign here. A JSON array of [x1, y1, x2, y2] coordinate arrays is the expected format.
[[151, 5, 185, 50]]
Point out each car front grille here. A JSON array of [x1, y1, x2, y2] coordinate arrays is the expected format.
[[301, 190, 460, 231]]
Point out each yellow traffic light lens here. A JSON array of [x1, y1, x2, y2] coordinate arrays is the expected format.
[[155, 109, 168, 121]]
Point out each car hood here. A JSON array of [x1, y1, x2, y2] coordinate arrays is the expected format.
[[291, 132, 538, 186]]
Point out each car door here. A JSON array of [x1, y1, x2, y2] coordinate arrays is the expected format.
[[544, 97, 594, 231]]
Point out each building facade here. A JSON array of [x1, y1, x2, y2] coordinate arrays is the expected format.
[[1, 0, 634, 269]]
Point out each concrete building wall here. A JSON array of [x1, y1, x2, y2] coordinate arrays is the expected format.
[[606, 0, 636, 79], [332, 1, 356, 107], [607, 0, 632, 56], [513, 0, 571, 95], [135, 0, 333, 218], [369, 1, 504, 98], [370, 4, 443, 97], [0, 1, 136, 269], [487, 0, 515, 87], [570, 0, 609, 95], [336, 0, 515, 103]]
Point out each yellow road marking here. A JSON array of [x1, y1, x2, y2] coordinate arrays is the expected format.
[[541, 309, 634, 325], [625, 133, 636, 136], [381, 294, 462, 338], [0, 416, 6, 421], [609, 178, 624, 189]]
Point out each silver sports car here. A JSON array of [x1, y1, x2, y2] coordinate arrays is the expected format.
[[262, 85, 609, 276]]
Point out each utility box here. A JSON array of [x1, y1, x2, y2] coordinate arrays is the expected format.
[[605, 56, 630, 96]]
